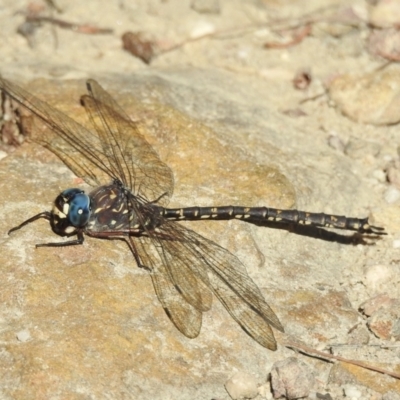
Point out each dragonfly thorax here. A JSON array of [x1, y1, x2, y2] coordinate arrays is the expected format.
[[84, 182, 165, 234], [51, 188, 92, 235]]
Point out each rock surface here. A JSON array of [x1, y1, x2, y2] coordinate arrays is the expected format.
[[0, 0, 399, 399]]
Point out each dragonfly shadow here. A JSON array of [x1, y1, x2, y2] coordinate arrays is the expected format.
[[249, 219, 385, 245]]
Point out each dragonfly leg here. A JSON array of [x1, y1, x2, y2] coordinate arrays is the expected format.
[[126, 236, 152, 271], [36, 230, 85, 248]]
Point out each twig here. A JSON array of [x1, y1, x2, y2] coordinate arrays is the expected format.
[[26, 15, 113, 34], [283, 339, 400, 380]]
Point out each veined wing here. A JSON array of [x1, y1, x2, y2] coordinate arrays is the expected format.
[[139, 220, 283, 350], [132, 235, 213, 338], [82, 80, 174, 205], [0, 77, 112, 187], [0, 77, 174, 204]]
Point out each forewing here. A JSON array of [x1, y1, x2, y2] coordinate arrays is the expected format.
[[150, 221, 284, 350], [83, 79, 174, 204], [0, 78, 174, 203], [0, 77, 114, 187]]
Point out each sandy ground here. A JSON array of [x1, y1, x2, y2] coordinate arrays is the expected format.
[[0, 1, 399, 399]]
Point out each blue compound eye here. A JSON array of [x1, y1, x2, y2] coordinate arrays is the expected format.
[[67, 192, 92, 228], [61, 188, 83, 200]]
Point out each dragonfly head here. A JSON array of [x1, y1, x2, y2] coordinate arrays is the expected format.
[[51, 188, 92, 235]]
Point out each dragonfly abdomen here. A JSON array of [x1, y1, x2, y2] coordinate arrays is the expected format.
[[162, 206, 378, 233]]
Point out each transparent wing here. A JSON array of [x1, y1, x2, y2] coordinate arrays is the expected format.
[[0, 77, 174, 204], [138, 220, 283, 350], [83, 80, 174, 204], [132, 235, 208, 338], [0, 77, 107, 186]]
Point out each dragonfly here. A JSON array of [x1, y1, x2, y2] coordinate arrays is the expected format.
[[0, 77, 385, 351]]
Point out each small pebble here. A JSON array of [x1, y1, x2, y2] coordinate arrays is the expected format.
[[327, 134, 346, 152], [367, 28, 400, 61], [387, 166, 400, 188], [364, 264, 393, 292], [384, 186, 400, 203], [225, 371, 258, 400], [348, 324, 370, 345], [368, 305, 400, 340], [369, 0, 400, 28], [16, 329, 31, 342], [122, 31, 155, 64], [270, 357, 314, 399], [190, 20, 215, 38], [360, 293, 393, 316], [343, 384, 362, 398], [372, 168, 387, 183], [329, 70, 400, 125], [293, 68, 312, 90]]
